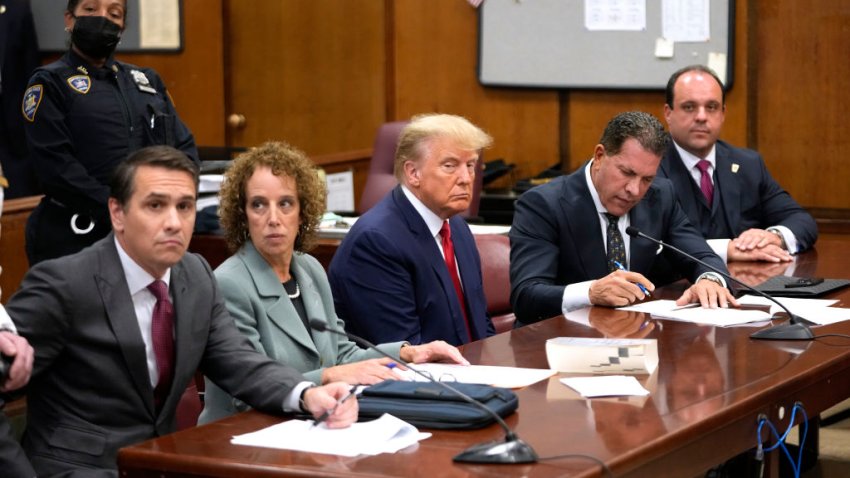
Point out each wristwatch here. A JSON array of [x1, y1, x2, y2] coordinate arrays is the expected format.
[[699, 272, 725, 287], [766, 227, 788, 250]]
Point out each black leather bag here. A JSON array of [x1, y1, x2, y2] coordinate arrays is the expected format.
[[356, 380, 519, 430]]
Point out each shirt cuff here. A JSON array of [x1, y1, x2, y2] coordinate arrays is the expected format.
[[283, 381, 316, 413], [0, 305, 16, 334], [562, 280, 594, 314], [706, 239, 730, 263], [768, 226, 798, 254]]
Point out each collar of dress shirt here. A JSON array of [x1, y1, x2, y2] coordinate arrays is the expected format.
[[401, 185, 446, 238], [114, 236, 172, 297], [673, 140, 717, 176]]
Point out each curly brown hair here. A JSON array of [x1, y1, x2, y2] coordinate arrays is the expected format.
[[218, 141, 326, 253]]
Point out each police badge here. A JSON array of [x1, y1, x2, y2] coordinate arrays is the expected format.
[[130, 69, 157, 94], [22, 85, 44, 122], [67, 75, 92, 94]]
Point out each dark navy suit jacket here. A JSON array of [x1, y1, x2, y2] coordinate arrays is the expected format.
[[658, 140, 817, 252], [329, 186, 494, 346], [509, 165, 728, 325]]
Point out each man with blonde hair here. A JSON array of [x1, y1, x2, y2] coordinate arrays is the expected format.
[[330, 114, 495, 346]]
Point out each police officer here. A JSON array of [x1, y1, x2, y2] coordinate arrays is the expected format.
[[22, 0, 198, 265]]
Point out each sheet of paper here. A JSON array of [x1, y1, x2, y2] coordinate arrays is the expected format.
[[584, 0, 646, 31], [139, 0, 181, 49], [737, 295, 838, 315], [560, 375, 649, 398], [708, 52, 728, 84], [393, 363, 555, 389], [198, 174, 224, 194], [654, 37, 675, 58], [662, 0, 710, 42], [325, 170, 355, 212], [468, 224, 511, 235], [619, 300, 772, 326], [232, 414, 430, 457]]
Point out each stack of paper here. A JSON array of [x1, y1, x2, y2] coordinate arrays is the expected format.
[[619, 300, 772, 327], [231, 414, 430, 457], [545, 337, 658, 375]]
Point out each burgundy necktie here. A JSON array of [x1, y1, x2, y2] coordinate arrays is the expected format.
[[439, 221, 473, 342], [696, 159, 714, 205], [147, 280, 175, 411]]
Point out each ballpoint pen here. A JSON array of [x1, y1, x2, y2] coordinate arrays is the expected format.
[[312, 386, 358, 428], [613, 261, 652, 297]]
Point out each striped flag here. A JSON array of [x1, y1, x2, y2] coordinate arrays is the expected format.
[[468, 0, 485, 8]]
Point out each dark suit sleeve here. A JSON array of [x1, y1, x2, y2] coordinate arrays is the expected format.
[[193, 256, 306, 414], [509, 187, 570, 324], [752, 154, 817, 252], [330, 227, 429, 344], [658, 181, 731, 284]]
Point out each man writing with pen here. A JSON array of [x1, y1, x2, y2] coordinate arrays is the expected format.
[[510, 111, 737, 327]]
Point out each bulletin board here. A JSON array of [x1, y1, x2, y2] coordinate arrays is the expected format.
[[31, 0, 183, 53], [478, 0, 734, 90]]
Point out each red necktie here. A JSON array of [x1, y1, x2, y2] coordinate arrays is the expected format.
[[439, 221, 473, 342], [147, 280, 175, 411], [696, 159, 714, 205]]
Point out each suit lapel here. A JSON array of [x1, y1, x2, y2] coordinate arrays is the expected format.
[[96, 237, 156, 416], [562, 172, 608, 280], [628, 188, 662, 275], [714, 143, 742, 235], [241, 243, 317, 354], [168, 260, 200, 416], [663, 146, 707, 222], [394, 187, 466, 343], [450, 217, 486, 339]]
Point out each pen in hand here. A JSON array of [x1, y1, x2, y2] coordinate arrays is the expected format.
[[613, 261, 652, 297], [311, 386, 358, 428]]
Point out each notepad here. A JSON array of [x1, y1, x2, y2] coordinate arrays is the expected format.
[[754, 275, 850, 297]]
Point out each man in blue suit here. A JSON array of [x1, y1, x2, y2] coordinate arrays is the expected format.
[[659, 65, 817, 263], [329, 114, 495, 346], [510, 111, 736, 326]]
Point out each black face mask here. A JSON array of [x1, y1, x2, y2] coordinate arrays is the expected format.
[[71, 16, 122, 59]]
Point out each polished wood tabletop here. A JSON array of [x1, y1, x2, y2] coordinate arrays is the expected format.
[[118, 236, 850, 477]]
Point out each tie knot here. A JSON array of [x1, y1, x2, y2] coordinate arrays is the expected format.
[[604, 213, 620, 227], [440, 220, 451, 239], [147, 280, 169, 301], [696, 159, 712, 174]]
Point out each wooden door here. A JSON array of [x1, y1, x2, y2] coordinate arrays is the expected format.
[[222, 0, 388, 156]]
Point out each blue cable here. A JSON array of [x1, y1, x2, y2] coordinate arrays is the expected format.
[[755, 403, 808, 478]]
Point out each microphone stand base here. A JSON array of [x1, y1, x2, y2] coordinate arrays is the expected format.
[[750, 321, 814, 341], [453, 437, 538, 464]]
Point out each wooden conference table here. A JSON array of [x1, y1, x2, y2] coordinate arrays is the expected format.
[[119, 236, 850, 477]]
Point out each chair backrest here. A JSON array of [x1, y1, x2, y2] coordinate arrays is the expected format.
[[357, 121, 408, 214], [473, 234, 515, 333], [357, 121, 484, 219]]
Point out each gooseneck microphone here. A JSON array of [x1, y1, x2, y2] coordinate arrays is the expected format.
[[309, 319, 538, 464], [625, 226, 813, 341]]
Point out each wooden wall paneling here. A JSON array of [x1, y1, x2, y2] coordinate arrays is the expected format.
[[566, 0, 749, 173], [223, 0, 386, 156], [389, 0, 560, 180], [117, 0, 225, 147], [0, 197, 41, 303], [754, 0, 850, 210]]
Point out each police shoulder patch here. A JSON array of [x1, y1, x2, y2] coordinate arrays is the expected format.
[[22, 85, 44, 122], [67, 75, 92, 94]]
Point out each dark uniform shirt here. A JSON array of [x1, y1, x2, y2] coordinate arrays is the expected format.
[[21, 50, 198, 264]]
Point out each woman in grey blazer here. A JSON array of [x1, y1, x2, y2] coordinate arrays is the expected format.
[[200, 141, 467, 424]]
